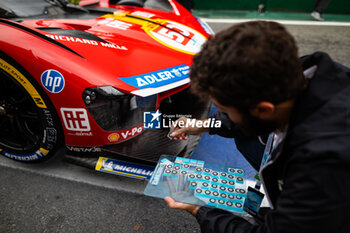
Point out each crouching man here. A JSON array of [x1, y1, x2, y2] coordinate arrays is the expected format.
[[165, 21, 350, 233]]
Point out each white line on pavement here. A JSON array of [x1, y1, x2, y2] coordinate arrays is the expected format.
[[202, 18, 350, 26]]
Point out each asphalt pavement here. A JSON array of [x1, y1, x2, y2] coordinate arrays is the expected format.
[[1, 19, 350, 233], [208, 22, 350, 67], [0, 158, 200, 233]]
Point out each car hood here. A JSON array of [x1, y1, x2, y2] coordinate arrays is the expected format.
[[19, 8, 209, 97]]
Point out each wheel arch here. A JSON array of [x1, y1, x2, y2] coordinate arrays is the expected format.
[[0, 50, 65, 162]]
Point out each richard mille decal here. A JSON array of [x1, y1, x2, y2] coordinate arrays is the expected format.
[[45, 34, 128, 50]]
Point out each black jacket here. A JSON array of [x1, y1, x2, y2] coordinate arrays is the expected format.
[[209, 111, 266, 171], [196, 52, 350, 233]]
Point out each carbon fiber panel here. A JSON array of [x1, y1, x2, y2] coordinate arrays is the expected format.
[[102, 129, 192, 162]]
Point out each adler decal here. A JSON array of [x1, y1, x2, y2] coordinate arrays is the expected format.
[[119, 64, 189, 89]]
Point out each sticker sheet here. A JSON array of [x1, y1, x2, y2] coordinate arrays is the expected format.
[[144, 155, 247, 214]]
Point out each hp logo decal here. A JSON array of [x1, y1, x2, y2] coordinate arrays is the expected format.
[[41, 70, 65, 94]]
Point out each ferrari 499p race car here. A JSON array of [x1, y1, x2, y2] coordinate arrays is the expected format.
[[0, 0, 213, 164]]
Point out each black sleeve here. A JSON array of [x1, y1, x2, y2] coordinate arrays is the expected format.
[[196, 207, 263, 233], [209, 111, 265, 171], [195, 143, 350, 233]]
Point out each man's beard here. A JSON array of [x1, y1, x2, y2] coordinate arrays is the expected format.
[[238, 113, 279, 137]]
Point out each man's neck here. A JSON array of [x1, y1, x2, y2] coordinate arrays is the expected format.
[[274, 99, 296, 131]]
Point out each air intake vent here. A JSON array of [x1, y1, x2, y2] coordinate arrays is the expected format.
[[37, 28, 107, 42]]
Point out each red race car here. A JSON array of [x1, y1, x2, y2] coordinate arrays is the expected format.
[[0, 0, 213, 163]]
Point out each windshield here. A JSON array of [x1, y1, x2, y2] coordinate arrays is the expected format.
[[0, 0, 87, 18]]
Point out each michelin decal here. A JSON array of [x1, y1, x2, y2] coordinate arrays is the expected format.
[[95, 157, 154, 180]]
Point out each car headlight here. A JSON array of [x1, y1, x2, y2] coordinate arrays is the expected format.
[[82, 86, 157, 131]]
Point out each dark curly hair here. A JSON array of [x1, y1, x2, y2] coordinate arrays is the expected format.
[[190, 21, 306, 113]]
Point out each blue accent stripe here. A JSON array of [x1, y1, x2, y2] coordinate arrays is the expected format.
[[163, 174, 178, 177]]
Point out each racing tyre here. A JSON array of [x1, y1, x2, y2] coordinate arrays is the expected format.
[[0, 54, 63, 162]]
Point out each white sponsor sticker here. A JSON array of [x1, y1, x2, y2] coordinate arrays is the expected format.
[[60, 108, 91, 131]]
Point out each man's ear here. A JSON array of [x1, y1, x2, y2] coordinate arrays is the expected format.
[[250, 102, 275, 120]]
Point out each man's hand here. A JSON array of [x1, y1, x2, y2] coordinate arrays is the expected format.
[[170, 117, 210, 140], [164, 196, 201, 216]]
